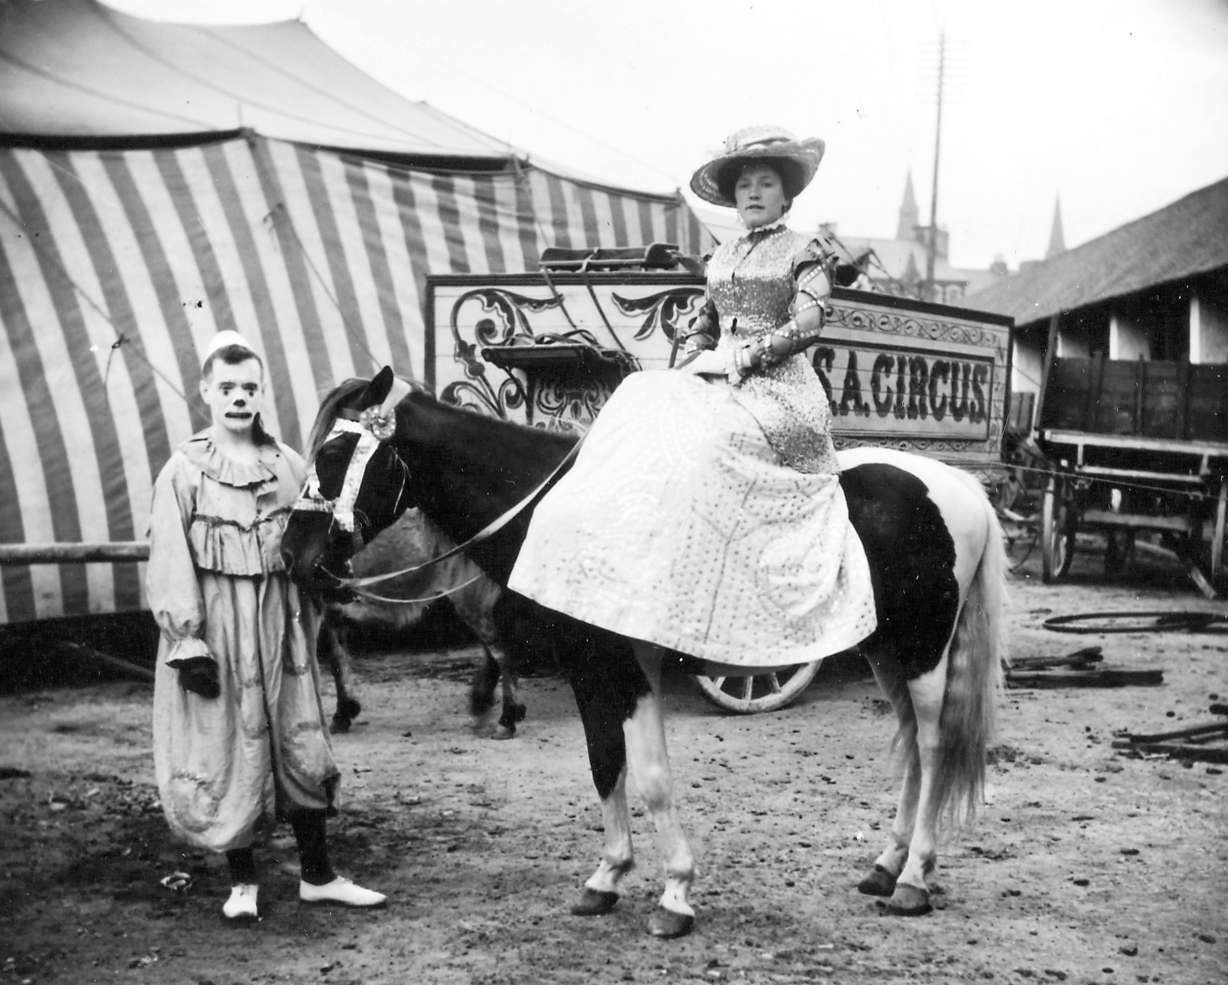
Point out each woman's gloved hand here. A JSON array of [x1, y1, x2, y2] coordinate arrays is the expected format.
[[680, 349, 728, 378]]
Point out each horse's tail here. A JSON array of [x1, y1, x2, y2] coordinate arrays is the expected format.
[[937, 477, 1007, 828]]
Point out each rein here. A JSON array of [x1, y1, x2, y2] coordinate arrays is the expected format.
[[341, 433, 583, 593], [295, 388, 584, 605]]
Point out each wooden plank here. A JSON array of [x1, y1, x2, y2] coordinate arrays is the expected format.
[[58, 641, 155, 683], [1036, 313, 1061, 431], [1111, 740, 1228, 764], [1120, 722, 1228, 743], [1080, 510, 1194, 532], [1135, 356, 1147, 438], [1037, 429, 1228, 457], [0, 542, 151, 564], [1175, 356, 1191, 440], [1009, 647, 1103, 671], [1006, 667, 1164, 688], [1084, 350, 1105, 433]]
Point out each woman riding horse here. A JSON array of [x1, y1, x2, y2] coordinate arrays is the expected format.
[[509, 125, 878, 670], [282, 126, 1005, 939]]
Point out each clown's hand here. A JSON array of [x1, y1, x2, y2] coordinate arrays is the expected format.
[[169, 655, 220, 699]]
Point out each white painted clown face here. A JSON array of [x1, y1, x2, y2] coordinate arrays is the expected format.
[[200, 356, 265, 437]]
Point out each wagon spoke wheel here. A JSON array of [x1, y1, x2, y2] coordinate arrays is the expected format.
[[1041, 475, 1076, 583], [692, 661, 821, 714], [1210, 477, 1227, 584]]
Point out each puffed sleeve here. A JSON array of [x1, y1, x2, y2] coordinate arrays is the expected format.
[[145, 454, 210, 666], [791, 233, 839, 281]]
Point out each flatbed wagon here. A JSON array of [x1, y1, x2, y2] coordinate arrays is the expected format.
[[426, 247, 1014, 712], [1034, 350, 1228, 590]]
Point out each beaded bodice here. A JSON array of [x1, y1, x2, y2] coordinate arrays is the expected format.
[[702, 224, 838, 474], [705, 226, 822, 337]]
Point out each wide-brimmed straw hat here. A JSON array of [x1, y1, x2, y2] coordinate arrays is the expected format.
[[689, 125, 826, 207]]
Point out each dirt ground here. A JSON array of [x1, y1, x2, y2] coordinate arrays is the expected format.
[[1, 538, 1225, 985]]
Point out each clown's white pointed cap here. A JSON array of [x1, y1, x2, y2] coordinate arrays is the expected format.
[[201, 330, 259, 368]]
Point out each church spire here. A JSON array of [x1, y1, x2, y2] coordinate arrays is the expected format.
[[1046, 196, 1066, 258], [897, 171, 919, 241]]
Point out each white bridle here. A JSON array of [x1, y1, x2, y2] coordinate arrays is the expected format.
[[294, 417, 395, 535], [294, 378, 413, 535]]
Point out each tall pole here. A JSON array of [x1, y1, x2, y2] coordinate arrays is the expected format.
[[924, 32, 945, 302]]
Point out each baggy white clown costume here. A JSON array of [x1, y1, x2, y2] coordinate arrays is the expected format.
[[148, 394, 337, 854]]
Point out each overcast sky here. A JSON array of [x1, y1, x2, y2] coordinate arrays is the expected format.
[[105, 0, 1228, 270]]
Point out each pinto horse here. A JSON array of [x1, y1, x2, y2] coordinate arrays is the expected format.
[[283, 368, 1006, 937]]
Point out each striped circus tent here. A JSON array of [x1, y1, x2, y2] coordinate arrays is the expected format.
[[0, 132, 713, 624]]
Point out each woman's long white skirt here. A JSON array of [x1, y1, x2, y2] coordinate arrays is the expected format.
[[507, 369, 877, 667]]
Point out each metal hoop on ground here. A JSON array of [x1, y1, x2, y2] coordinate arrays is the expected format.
[[1042, 611, 1227, 634]]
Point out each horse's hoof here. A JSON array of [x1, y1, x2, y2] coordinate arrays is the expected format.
[[881, 882, 932, 916], [330, 716, 352, 734], [857, 865, 897, 897], [338, 698, 361, 720], [571, 888, 619, 916], [647, 906, 695, 939], [489, 725, 516, 741]]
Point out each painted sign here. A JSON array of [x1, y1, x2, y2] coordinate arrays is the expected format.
[[426, 273, 1012, 471], [813, 342, 994, 441]]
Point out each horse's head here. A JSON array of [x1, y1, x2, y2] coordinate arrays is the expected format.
[[283, 367, 416, 593]]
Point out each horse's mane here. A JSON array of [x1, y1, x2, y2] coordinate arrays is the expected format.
[[308, 374, 577, 463], [308, 378, 369, 459]]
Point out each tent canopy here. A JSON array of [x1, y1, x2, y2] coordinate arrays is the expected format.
[[0, 0, 522, 166], [0, 1, 715, 624]]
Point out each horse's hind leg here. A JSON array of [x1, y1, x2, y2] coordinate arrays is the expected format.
[[496, 654, 525, 736], [469, 643, 523, 739], [858, 646, 918, 898], [886, 663, 950, 916], [319, 614, 361, 733], [626, 643, 695, 939]]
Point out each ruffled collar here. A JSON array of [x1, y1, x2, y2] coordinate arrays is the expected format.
[[741, 220, 788, 243], [182, 432, 279, 488]]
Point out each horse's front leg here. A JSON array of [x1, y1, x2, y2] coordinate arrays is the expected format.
[[627, 643, 696, 938], [573, 766, 634, 914], [567, 656, 637, 917]]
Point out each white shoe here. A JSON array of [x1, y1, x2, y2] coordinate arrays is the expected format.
[[299, 876, 386, 908], [222, 883, 259, 921]]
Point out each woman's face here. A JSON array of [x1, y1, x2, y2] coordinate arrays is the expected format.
[[734, 164, 787, 230]]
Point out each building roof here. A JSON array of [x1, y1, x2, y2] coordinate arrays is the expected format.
[[966, 176, 1228, 328], [832, 234, 988, 288], [0, 0, 521, 163]]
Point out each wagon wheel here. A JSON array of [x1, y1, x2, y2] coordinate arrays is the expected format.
[[692, 661, 821, 714], [1041, 474, 1077, 583], [1210, 477, 1227, 582]]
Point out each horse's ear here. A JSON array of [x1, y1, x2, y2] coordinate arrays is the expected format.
[[363, 367, 395, 408]]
